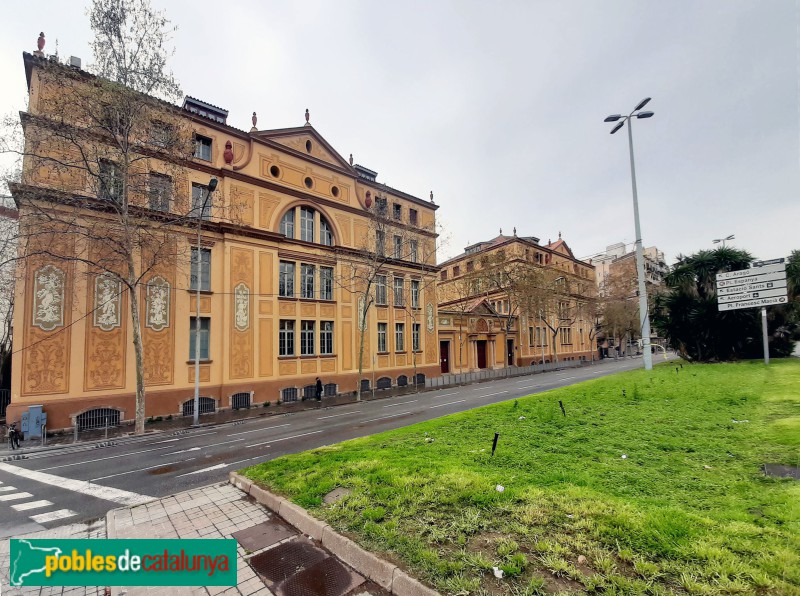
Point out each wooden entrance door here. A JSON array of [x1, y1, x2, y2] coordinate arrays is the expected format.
[[439, 341, 450, 374], [476, 340, 487, 369], [507, 339, 514, 366]]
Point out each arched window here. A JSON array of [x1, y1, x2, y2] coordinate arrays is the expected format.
[[280, 208, 295, 238], [320, 217, 333, 246], [300, 207, 314, 242]]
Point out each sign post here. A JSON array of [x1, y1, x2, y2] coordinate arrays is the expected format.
[[715, 259, 787, 365]]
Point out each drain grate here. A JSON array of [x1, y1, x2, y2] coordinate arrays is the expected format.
[[233, 517, 297, 552], [277, 556, 365, 596], [250, 539, 328, 584]]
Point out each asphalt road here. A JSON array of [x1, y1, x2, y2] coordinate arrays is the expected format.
[[0, 357, 651, 538]]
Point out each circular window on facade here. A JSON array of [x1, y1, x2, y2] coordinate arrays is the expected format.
[[331, 186, 340, 198], [305, 140, 312, 153], [270, 165, 280, 178], [304, 176, 313, 189]]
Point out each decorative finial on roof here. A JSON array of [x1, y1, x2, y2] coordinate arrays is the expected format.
[[349, 153, 353, 166], [559, 231, 562, 239], [430, 191, 434, 203], [34, 32, 45, 57], [513, 227, 517, 236], [500, 228, 503, 235], [250, 112, 257, 132], [305, 108, 310, 124]]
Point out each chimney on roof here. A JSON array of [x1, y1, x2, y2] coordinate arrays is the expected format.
[[68, 56, 81, 69]]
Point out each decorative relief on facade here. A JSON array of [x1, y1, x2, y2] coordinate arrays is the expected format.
[[259, 194, 280, 229], [426, 303, 435, 333], [476, 318, 489, 333], [33, 265, 65, 331], [88, 338, 123, 387], [146, 276, 170, 331], [93, 274, 122, 331], [25, 340, 66, 393], [143, 333, 172, 384], [231, 186, 255, 225], [334, 214, 351, 245], [234, 283, 250, 331], [439, 317, 451, 326]]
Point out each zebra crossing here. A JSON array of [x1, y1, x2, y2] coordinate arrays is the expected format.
[[0, 480, 76, 525]]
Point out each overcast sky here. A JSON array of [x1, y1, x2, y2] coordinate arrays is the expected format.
[[1, 0, 797, 265]]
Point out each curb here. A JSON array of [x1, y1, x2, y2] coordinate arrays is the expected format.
[[229, 472, 439, 596]]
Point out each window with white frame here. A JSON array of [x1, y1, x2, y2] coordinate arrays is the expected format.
[[192, 183, 212, 220], [189, 317, 210, 360], [375, 230, 385, 257], [320, 217, 333, 246], [412, 323, 420, 352], [411, 280, 420, 308], [410, 239, 418, 263], [393, 277, 405, 307], [560, 327, 572, 345], [193, 134, 212, 161], [320, 321, 334, 354], [279, 320, 295, 356], [393, 235, 403, 259], [148, 173, 171, 212], [301, 320, 315, 355], [301, 264, 315, 299], [280, 208, 295, 238], [395, 323, 405, 352], [375, 275, 387, 305], [320, 267, 333, 301], [190, 248, 211, 291], [377, 322, 387, 352], [99, 159, 122, 201], [279, 261, 295, 297], [300, 207, 314, 242]]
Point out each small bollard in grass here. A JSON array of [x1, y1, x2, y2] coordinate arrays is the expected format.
[[491, 432, 500, 456], [622, 389, 627, 397], [559, 400, 566, 417]]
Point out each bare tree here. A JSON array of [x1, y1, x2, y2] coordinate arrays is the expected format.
[[0, 0, 209, 434]]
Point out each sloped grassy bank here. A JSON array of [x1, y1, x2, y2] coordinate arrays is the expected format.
[[243, 361, 800, 594]]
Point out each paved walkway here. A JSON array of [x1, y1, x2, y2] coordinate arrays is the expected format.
[[1, 483, 387, 596]]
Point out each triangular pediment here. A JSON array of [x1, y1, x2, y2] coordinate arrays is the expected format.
[[547, 239, 575, 259], [467, 298, 499, 316], [254, 125, 353, 171]]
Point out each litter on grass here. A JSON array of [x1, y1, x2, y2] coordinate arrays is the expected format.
[[492, 566, 504, 578], [496, 485, 505, 492]]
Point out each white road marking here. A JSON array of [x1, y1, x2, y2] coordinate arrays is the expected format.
[[153, 438, 180, 444], [228, 456, 265, 467], [30, 509, 77, 524], [430, 400, 466, 409], [384, 400, 417, 408], [227, 423, 290, 437], [247, 429, 324, 448], [318, 411, 359, 420], [435, 392, 459, 397], [90, 459, 192, 482], [0, 486, 17, 492], [0, 492, 33, 501], [176, 463, 228, 478], [38, 445, 175, 471], [11, 500, 53, 511], [478, 391, 508, 397], [160, 447, 200, 456], [248, 441, 271, 448], [0, 462, 152, 506], [362, 411, 412, 423], [227, 438, 246, 443]]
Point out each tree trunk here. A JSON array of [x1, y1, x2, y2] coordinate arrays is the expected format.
[[127, 261, 146, 435], [356, 295, 369, 401]]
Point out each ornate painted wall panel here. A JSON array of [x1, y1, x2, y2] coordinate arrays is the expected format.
[[142, 248, 176, 386], [229, 247, 254, 379], [259, 319, 273, 377], [258, 194, 280, 230], [231, 185, 255, 225], [84, 272, 127, 391]]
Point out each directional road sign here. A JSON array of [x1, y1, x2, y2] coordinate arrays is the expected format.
[[716, 262, 788, 312]]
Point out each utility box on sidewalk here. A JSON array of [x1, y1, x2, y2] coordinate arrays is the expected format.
[[20, 405, 46, 440]]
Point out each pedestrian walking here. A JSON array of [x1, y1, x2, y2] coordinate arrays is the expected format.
[[7, 423, 20, 450], [315, 377, 323, 401]]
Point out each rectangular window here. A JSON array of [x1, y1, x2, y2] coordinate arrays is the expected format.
[[320, 219, 333, 246], [375, 275, 387, 305], [412, 323, 420, 352], [411, 279, 420, 308], [279, 261, 295, 297], [393, 203, 402, 220], [280, 208, 295, 238], [301, 263, 315, 299], [300, 207, 314, 242], [279, 320, 295, 356], [375, 230, 385, 257], [393, 277, 405, 307], [377, 322, 387, 353], [99, 159, 121, 201], [148, 173, 171, 212], [453, 265, 461, 276], [560, 328, 572, 345], [393, 235, 403, 259], [190, 247, 211, 292], [410, 239, 418, 263], [395, 323, 405, 352], [320, 321, 334, 355], [440, 270, 448, 281], [194, 134, 212, 161], [375, 197, 387, 215], [320, 266, 333, 301], [192, 183, 212, 220], [151, 121, 174, 148], [301, 320, 315, 355], [529, 326, 535, 347], [466, 261, 474, 272], [409, 208, 418, 226], [189, 317, 210, 360]]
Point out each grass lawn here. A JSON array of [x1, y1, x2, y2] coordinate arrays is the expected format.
[[243, 361, 800, 595]]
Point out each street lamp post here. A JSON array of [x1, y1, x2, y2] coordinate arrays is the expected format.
[[605, 98, 654, 371], [713, 234, 734, 247], [193, 177, 218, 426]]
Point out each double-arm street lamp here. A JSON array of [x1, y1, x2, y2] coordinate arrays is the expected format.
[[193, 177, 218, 426], [713, 234, 734, 247], [605, 98, 654, 371]]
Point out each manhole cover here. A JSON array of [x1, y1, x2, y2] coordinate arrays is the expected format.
[[234, 518, 297, 552], [250, 538, 328, 584], [277, 557, 364, 596], [323, 488, 351, 505], [763, 463, 800, 479]]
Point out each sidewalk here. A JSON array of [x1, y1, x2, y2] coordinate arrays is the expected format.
[[1, 481, 421, 596]]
